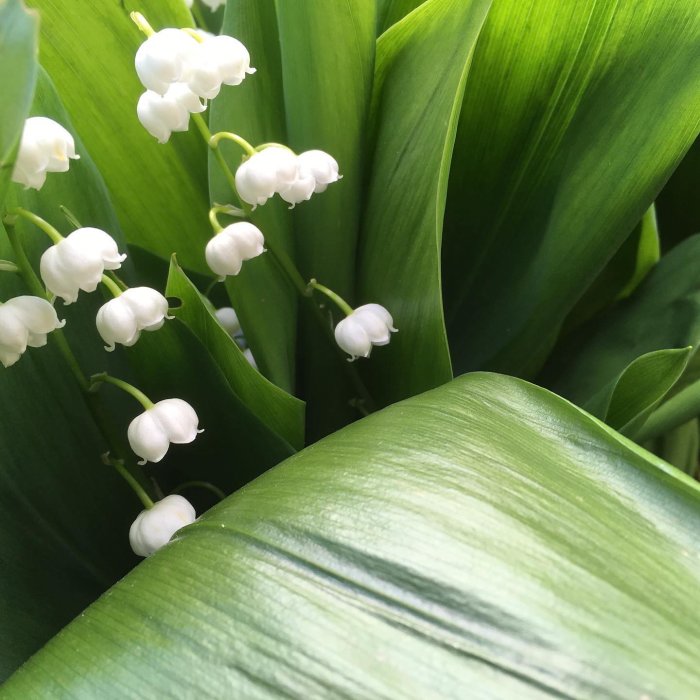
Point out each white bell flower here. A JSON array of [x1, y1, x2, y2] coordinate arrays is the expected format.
[[135, 28, 199, 95], [243, 347, 257, 369], [129, 494, 196, 557], [128, 398, 203, 465], [334, 303, 398, 360], [201, 0, 225, 10], [297, 150, 342, 193], [205, 222, 265, 277], [278, 167, 316, 206], [137, 83, 205, 143], [96, 287, 172, 351], [40, 228, 127, 305], [235, 147, 298, 206], [11, 116, 80, 190], [214, 306, 242, 337], [0, 296, 65, 367]]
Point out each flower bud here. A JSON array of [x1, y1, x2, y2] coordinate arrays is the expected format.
[[129, 494, 196, 557], [297, 150, 342, 193], [40, 228, 127, 305], [128, 398, 202, 465], [334, 303, 398, 360], [137, 83, 205, 143], [0, 296, 65, 367], [135, 28, 199, 95], [243, 347, 257, 369], [205, 222, 265, 277], [214, 306, 242, 337], [11, 117, 80, 190], [235, 147, 298, 206], [96, 287, 171, 351]]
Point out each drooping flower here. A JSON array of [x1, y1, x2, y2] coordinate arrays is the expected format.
[[40, 228, 127, 304], [11, 117, 80, 190], [205, 222, 265, 277], [129, 494, 196, 557], [127, 398, 202, 464], [0, 296, 65, 367], [297, 150, 342, 193], [214, 306, 242, 338], [96, 287, 172, 351], [334, 303, 398, 360], [135, 28, 199, 95], [187, 35, 255, 99], [137, 83, 205, 143]]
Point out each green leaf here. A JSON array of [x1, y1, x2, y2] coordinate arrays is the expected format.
[[541, 235, 700, 415], [165, 257, 304, 450], [27, 0, 211, 272], [0, 0, 38, 206], [210, 0, 297, 393], [376, 0, 426, 34], [442, 0, 700, 378], [274, 0, 376, 436], [5, 373, 700, 696], [358, 0, 493, 405], [651, 419, 699, 476]]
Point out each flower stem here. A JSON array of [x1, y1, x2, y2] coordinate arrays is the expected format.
[[101, 274, 123, 298], [130, 11, 155, 37], [173, 480, 226, 501], [91, 373, 155, 410], [3, 207, 63, 244], [105, 455, 154, 509], [59, 205, 82, 229], [210, 131, 257, 157], [307, 279, 354, 316], [192, 114, 239, 197]]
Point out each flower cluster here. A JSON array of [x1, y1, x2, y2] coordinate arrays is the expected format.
[[236, 147, 341, 207], [135, 27, 254, 142], [11, 117, 79, 190]]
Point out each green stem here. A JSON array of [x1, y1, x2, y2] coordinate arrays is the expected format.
[[209, 131, 257, 157], [101, 274, 123, 298], [107, 271, 129, 292], [130, 11, 155, 37], [108, 457, 154, 509], [192, 114, 239, 197], [190, 2, 209, 31], [59, 205, 83, 230], [265, 238, 309, 298], [173, 480, 226, 501], [307, 279, 354, 317], [208, 207, 225, 233], [3, 207, 63, 244], [91, 372, 155, 410]]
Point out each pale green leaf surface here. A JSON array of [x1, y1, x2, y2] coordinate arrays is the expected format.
[[4, 373, 700, 698], [358, 0, 493, 405], [376, 0, 427, 35], [0, 0, 37, 206], [27, 0, 211, 271], [443, 0, 700, 377], [210, 0, 296, 392], [165, 257, 304, 450]]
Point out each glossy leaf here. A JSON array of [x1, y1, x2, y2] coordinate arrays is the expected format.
[[0, 0, 37, 205], [358, 0, 493, 405], [442, 0, 700, 378], [27, 0, 211, 271], [165, 257, 304, 450], [210, 0, 297, 392], [5, 373, 700, 697]]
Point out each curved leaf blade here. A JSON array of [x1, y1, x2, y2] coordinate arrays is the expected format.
[[6, 374, 700, 697]]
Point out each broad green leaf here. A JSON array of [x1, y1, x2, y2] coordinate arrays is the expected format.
[[0, 0, 37, 206], [442, 0, 700, 378], [165, 257, 304, 450], [376, 0, 426, 34], [210, 0, 297, 393], [618, 205, 660, 299], [5, 373, 700, 697], [27, 0, 211, 272], [358, 0, 493, 405], [541, 236, 700, 413], [637, 378, 700, 445], [274, 0, 376, 437]]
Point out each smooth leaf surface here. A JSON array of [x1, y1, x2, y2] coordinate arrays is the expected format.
[[358, 0, 493, 405], [275, 0, 376, 437], [211, 0, 297, 392], [27, 0, 211, 271], [541, 235, 700, 413], [165, 257, 304, 450], [376, 0, 427, 34], [443, 0, 700, 378], [0, 0, 37, 205], [5, 373, 700, 697]]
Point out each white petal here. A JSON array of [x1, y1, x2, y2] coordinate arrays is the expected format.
[[65, 228, 126, 270], [297, 150, 341, 192], [135, 29, 198, 94], [0, 305, 29, 365], [334, 315, 372, 360], [128, 409, 171, 464], [4, 296, 64, 335], [151, 398, 201, 444], [96, 298, 140, 350], [129, 494, 196, 557], [120, 287, 170, 329], [214, 307, 241, 337]]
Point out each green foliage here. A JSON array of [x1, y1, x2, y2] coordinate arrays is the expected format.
[[1, 0, 699, 692], [4, 375, 700, 697]]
